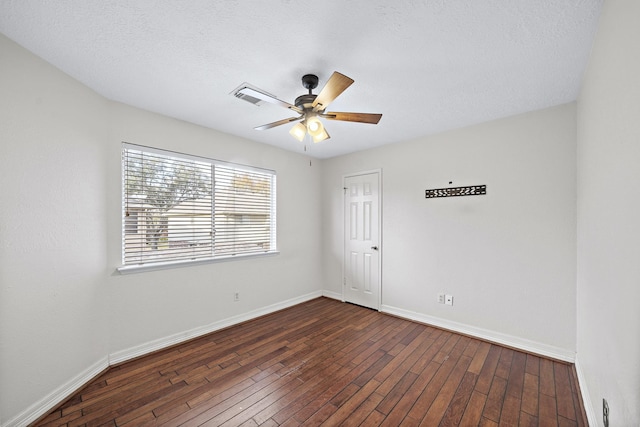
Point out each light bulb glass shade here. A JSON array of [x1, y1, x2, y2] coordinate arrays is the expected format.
[[289, 122, 307, 141], [306, 116, 324, 137], [312, 127, 330, 143]]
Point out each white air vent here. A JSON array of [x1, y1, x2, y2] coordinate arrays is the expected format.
[[230, 83, 275, 107]]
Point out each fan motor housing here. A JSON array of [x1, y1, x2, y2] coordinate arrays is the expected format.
[[294, 94, 317, 110]]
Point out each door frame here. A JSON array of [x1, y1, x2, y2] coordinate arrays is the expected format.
[[342, 169, 383, 310]]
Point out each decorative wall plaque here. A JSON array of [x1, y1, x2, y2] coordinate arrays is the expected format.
[[425, 185, 486, 199]]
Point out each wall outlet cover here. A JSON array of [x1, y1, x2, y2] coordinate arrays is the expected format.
[[445, 295, 454, 306]]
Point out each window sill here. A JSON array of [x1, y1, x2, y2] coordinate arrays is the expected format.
[[116, 251, 280, 275]]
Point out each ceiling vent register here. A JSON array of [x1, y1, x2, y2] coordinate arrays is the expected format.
[[230, 83, 277, 107]]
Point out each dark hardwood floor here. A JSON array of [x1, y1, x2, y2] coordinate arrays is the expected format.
[[34, 297, 587, 426]]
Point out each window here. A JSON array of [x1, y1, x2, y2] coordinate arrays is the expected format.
[[120, 143, 276, 270]]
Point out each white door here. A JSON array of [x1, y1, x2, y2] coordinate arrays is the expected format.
[[344, 172, 381, 310]]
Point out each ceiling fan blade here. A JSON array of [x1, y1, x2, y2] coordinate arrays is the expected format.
[[312, 72, 354, 112], [254, 116, 302, 131], [321, 112, 382, 124], [236, 86, 303, 114]]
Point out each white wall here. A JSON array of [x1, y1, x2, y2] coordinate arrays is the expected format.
[[322, 104, 578, 356], [0, 34, 323, 425], [576, 0, 640, 425], [0, 34, 110, 422]]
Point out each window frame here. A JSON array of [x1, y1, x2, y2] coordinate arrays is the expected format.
[[117, 142, 278, 274]]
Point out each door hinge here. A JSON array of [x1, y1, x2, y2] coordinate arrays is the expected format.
[[343, 277, 346, 286]]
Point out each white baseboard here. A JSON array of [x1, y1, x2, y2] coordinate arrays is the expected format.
[[380, 304, 576, 363], [4, 357, 109, 427], [322, 290, 343, 301], [109, 290, 323, 365], [574, 355, 598, 426]]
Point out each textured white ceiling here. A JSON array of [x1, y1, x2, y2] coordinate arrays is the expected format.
[[0, 0, 602, 159]]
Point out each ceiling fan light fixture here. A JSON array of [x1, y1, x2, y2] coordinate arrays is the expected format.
[[306, 116, 324, 137], [312, 127, 330, 143], [289, 122, 307, 141]]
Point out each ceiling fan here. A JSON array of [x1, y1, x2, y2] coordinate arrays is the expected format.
[[232, 72, 382, 143]]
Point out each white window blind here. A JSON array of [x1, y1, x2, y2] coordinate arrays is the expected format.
[[122, 143, 276, 267]]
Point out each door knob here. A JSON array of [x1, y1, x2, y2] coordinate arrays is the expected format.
[[371, 246, 379, 250]]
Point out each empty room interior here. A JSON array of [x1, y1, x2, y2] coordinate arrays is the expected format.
[[1, 1, 638, 426]]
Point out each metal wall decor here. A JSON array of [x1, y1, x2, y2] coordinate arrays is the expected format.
[[425, 185, 486, 199]]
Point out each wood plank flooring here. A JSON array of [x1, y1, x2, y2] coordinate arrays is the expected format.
[[34, 297, 587, 426]]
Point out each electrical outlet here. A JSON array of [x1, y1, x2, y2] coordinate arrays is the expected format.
[[603, 398, 609, 427], [445, 294, 454, 306], [437, 293, 445, 304], [234, 292, 240, 302]]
